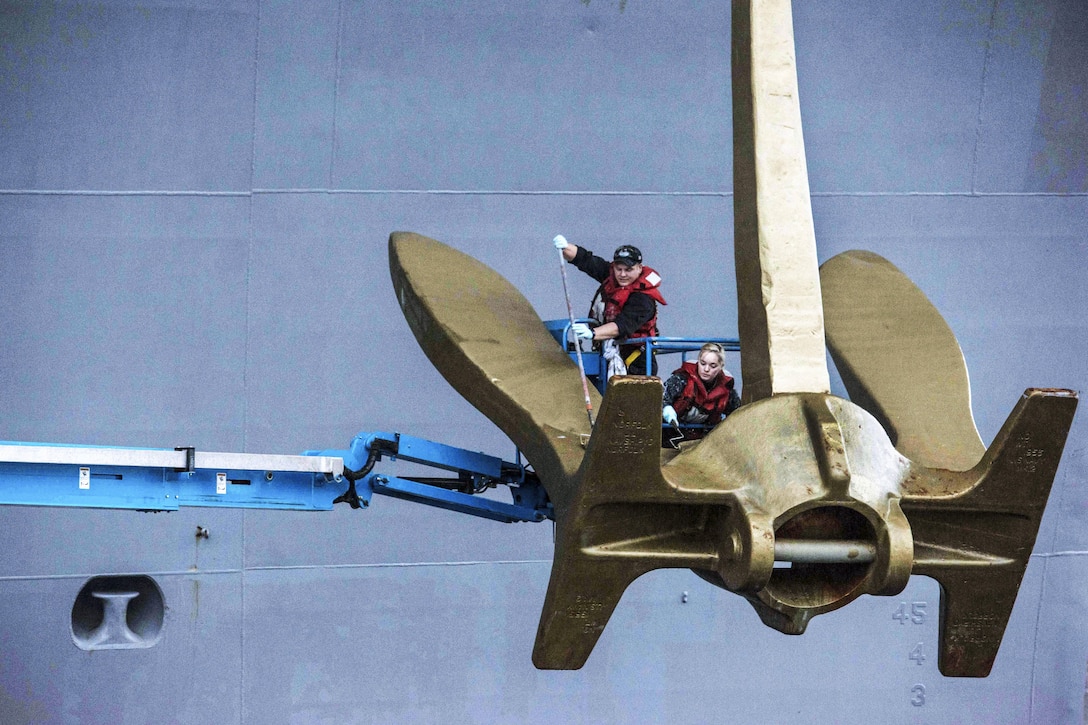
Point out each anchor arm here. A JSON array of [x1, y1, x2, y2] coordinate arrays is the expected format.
[[903, 388, 1078, 677]]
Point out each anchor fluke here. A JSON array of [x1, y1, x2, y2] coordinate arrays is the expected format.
[[820, 249, 985, 470]]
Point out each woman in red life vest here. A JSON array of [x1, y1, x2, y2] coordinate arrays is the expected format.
[[553, 235, 665, 375], [661, 342, 740, 442]]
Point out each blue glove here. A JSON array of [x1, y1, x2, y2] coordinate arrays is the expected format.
[[662, 405, 678, 426], [571, 322, 594, 340], [553, 234, 569, 250]]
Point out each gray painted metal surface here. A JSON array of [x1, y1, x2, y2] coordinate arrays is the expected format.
[[1, 1, 1085, 722]]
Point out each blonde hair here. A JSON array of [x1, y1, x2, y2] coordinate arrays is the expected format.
[[698, 342, 725, 367]]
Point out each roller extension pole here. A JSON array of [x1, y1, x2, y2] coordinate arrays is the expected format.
[[557, 246, 595, 428]]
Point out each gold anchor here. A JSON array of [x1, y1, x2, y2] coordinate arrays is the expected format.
[[386, 0, 1078, 678]]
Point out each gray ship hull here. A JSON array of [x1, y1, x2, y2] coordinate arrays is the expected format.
[[2, 2, 1086, 722]]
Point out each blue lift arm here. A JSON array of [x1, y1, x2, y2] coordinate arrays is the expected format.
[[0, 433, 553, 524]]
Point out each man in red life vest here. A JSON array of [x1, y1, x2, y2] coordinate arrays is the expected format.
[[553, 235, 666, 375]]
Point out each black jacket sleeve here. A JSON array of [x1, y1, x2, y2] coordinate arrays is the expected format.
[[570, 247, 612, 283], [662, 372, 687, 406], [725, 386, 741, 415]]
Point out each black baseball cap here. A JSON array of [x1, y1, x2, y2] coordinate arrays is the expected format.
[[613, 245, 642, 266]]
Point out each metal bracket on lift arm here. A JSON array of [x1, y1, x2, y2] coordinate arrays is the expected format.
[[308, 432, 553, 524]]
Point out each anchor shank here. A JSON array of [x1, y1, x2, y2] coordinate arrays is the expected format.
[[732, 0, 830, 402]]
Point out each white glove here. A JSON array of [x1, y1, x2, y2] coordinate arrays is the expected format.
[[553, 234, 569, 250], [662, 405, 678, 426], [571, 322, 594, 340]]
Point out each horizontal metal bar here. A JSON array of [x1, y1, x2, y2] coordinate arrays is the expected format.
[[774, 539, 876, 564], [0, 443, 183, 468], [196, 451, 342, 477], [0, 443, 342, 477], [644, 336, 741, 351]]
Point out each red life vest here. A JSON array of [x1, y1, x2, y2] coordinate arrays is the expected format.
[[596, 265, 666, 339], [671, 361, 735, 425]]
